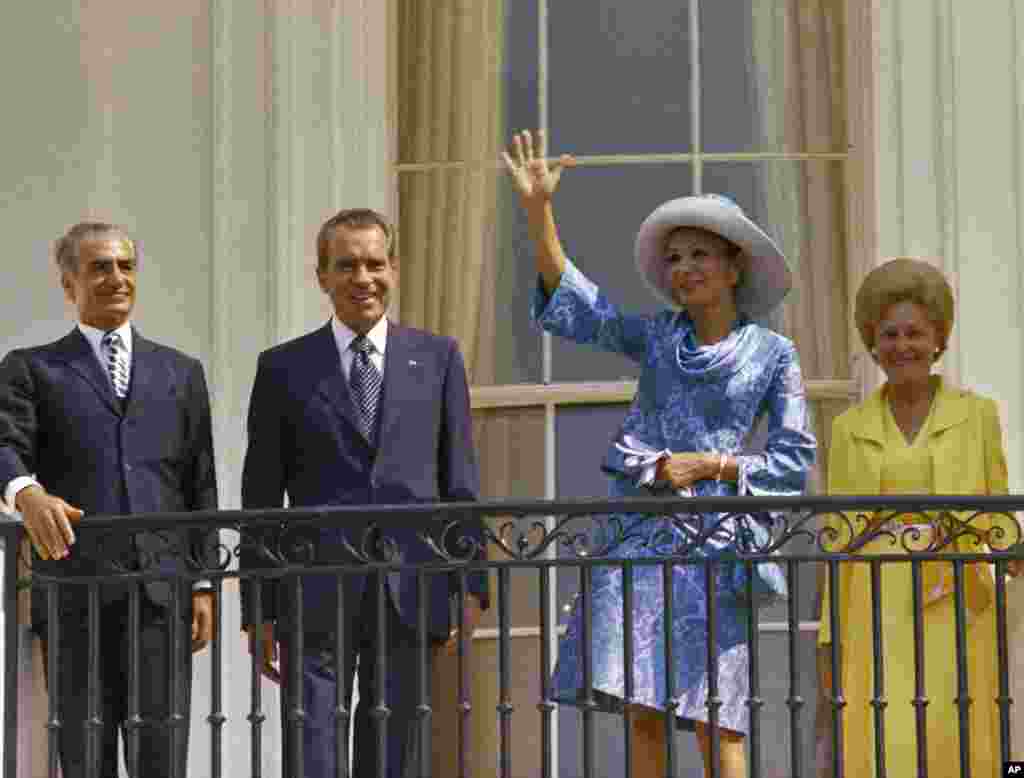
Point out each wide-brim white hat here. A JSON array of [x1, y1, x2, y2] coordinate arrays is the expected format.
[[634, 193, 791, 319]]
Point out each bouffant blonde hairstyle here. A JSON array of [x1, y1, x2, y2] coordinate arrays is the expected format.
[[854, 258, 955, 361]]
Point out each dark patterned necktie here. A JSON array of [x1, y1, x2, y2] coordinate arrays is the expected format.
[[350, 335, 382, 443], [102, 331, 130, 399]]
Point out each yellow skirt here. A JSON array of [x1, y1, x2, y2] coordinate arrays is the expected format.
[[832, 534, 1002, 777]]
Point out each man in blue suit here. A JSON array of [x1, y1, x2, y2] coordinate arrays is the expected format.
[[0, 222, 218, 777], [240, 208, 488, 778]]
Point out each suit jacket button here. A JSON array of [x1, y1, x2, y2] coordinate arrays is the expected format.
[[124, 464, 133, 473]]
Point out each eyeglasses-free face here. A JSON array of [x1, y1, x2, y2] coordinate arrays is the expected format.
[[317, 225, 398, 335], [874, 300, 942, 387], [663, 227, 740, 310], [61, 237, 138, 331]]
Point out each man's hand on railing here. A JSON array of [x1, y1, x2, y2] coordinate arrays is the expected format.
[[244, 622, 281, 683], [15, 485, 83, 560], [191, 591, 215, 652], [444, 593, 483, 655]]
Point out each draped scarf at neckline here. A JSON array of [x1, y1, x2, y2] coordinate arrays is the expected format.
[[671, 311, 758, 383]]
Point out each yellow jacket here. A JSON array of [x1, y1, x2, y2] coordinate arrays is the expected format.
[[819, 377, 1009, 644]]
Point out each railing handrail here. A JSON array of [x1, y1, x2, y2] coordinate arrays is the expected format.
[[1, 493, 1023, 534]]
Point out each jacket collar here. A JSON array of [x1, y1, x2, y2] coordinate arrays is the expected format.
[[56, 326, 162, 417], [851, 375, 968, 445], [56, 328, 122, 415]]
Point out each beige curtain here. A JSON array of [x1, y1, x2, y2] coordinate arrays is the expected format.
[[752, 0, 851, 384], [395, 0, 505, 387], [750, 0, 851, 492], [750, 4, 851, 776]]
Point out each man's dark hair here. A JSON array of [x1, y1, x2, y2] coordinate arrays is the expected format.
[[316, 209, 395, 270]]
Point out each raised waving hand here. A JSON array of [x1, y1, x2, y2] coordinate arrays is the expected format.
[[501, 129, 576, 206], [501, 129, 576, 292]]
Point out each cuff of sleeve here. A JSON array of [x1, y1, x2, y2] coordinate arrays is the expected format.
[[734, 454, 766, 496], [637, 459, 665, 487], [4, 476, 39, 513], [192, 581, 214, 592], [529, 257, 599, 325]]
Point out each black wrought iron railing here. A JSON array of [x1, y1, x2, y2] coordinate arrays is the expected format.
[[1, 494, 1022, 778]]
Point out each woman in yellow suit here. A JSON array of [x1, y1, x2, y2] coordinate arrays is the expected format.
[[819, 258, 1020, 777]]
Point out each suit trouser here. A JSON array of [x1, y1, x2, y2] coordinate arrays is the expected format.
[[39, 585, 192, 778], [279, 575, 437, 778]]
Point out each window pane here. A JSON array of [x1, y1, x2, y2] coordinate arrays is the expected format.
[[701, 0, 848, 153], [546, 162, 693, 382], [555, 403, 629, 500], [503, 0, 540, 148], [549, 1, 692, 156], [397, 168, 542, 384]]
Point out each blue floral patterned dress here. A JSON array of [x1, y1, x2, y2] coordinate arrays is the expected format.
[[534, 259, 816, 733]]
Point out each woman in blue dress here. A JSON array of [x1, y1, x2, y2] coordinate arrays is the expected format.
[[502, 130, 816, 777]]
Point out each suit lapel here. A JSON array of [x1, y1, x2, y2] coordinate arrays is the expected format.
[[927, 378, 969, 493], [57, 329, 121, 416], [847, 387, 885, 493], [311, 324, 368, 445], [850, 387, 886, 447], [926, 377, 968, 438], [124, 331, 166, 419], [376, 322, 415, 454], [848, 378, 969, 494]]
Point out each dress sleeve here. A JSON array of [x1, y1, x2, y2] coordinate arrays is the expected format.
[[530, 257, 650, 364], [980, 397, 1018, 554], [982, 397, 1009, 497], [734, 340, 817, 498]]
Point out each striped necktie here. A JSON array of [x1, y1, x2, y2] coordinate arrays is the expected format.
[[102, 331, 130, 399], [350, 335, 382, 443]]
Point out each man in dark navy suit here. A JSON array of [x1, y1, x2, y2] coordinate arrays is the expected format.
[[240, 208, 487, 778], [0, 222, 218, 778]]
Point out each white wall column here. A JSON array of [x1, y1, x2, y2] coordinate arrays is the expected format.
[[204, 1, 392, 776], [0, 0, 391, 774], [876, 0, 1024, 755], [264, 0, 395, 350], [876, 0, 1024, 479]]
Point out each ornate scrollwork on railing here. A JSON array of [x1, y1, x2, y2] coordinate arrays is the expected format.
[[816, 507, 1022, 556], [417, 504, 1023, 566], [10, 499, 1023, 592]]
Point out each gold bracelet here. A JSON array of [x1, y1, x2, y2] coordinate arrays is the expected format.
[[715, 453, 727, 482]]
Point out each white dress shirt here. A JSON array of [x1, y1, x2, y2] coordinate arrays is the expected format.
[[330, 315, 388, 378], [79, 320, 134, 376]]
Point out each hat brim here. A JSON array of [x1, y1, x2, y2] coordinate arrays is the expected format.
[[634, 195, 791, 319]]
